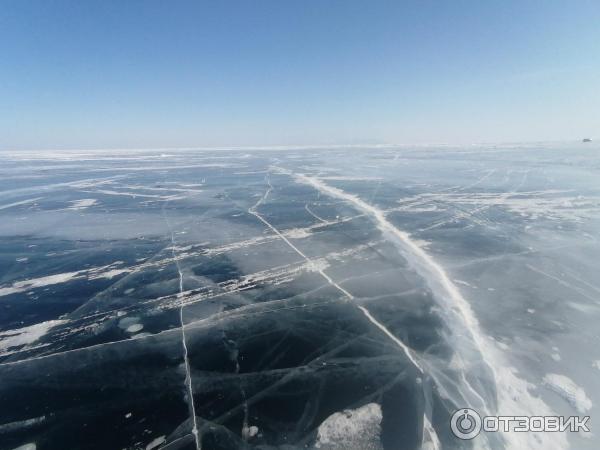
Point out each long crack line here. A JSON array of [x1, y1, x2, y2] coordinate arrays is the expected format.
[[163, 210, 201, 450], [249, 174, 423, 373]]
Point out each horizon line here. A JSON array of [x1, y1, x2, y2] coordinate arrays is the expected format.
[[0, 139, 587, 154]]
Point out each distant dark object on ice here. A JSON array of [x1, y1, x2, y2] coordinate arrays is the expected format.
[[582, 138, 592, 143]]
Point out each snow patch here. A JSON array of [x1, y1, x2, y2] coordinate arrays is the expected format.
[[126, 324, 144, 333], [67, 198, 97, 210], [0, 320, 66, 356], [307, 259, 330, 273], [315, 403, 383, 450], [0, 416, 45, 433], [0, 272, 81, 297], [454, 279, 474, 288], [242, 424, 259, 439], [10, 444, 36, 450], [145, 435, 165, 450], [284, 228, 312, 239], [543, 373, 592, 413], [0, 262, 132, 297]]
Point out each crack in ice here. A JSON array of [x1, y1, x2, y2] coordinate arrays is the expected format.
[[249, 174, 423, 373], [163, 210, 201, 450], [280, 167, 568, 450]]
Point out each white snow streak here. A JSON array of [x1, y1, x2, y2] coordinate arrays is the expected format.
[[282, 168, 566, 450], [248, 175, 423, 373], [0, 320, 66, 356], [0, 197, 42, 211], [543, 373, 592, 413]]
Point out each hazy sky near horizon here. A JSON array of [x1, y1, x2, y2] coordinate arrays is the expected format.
[[1, 0, 599, 150]]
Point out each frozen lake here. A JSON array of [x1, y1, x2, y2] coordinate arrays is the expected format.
[[0, 144, 599, 450]]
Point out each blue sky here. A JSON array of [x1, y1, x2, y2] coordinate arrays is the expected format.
[[1, 0, 599, 149]]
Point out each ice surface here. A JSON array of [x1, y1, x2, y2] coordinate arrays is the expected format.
[[1, 143, 599, 449]]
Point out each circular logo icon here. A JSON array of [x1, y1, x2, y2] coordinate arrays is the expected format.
[[450, 408, 482, 440]]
